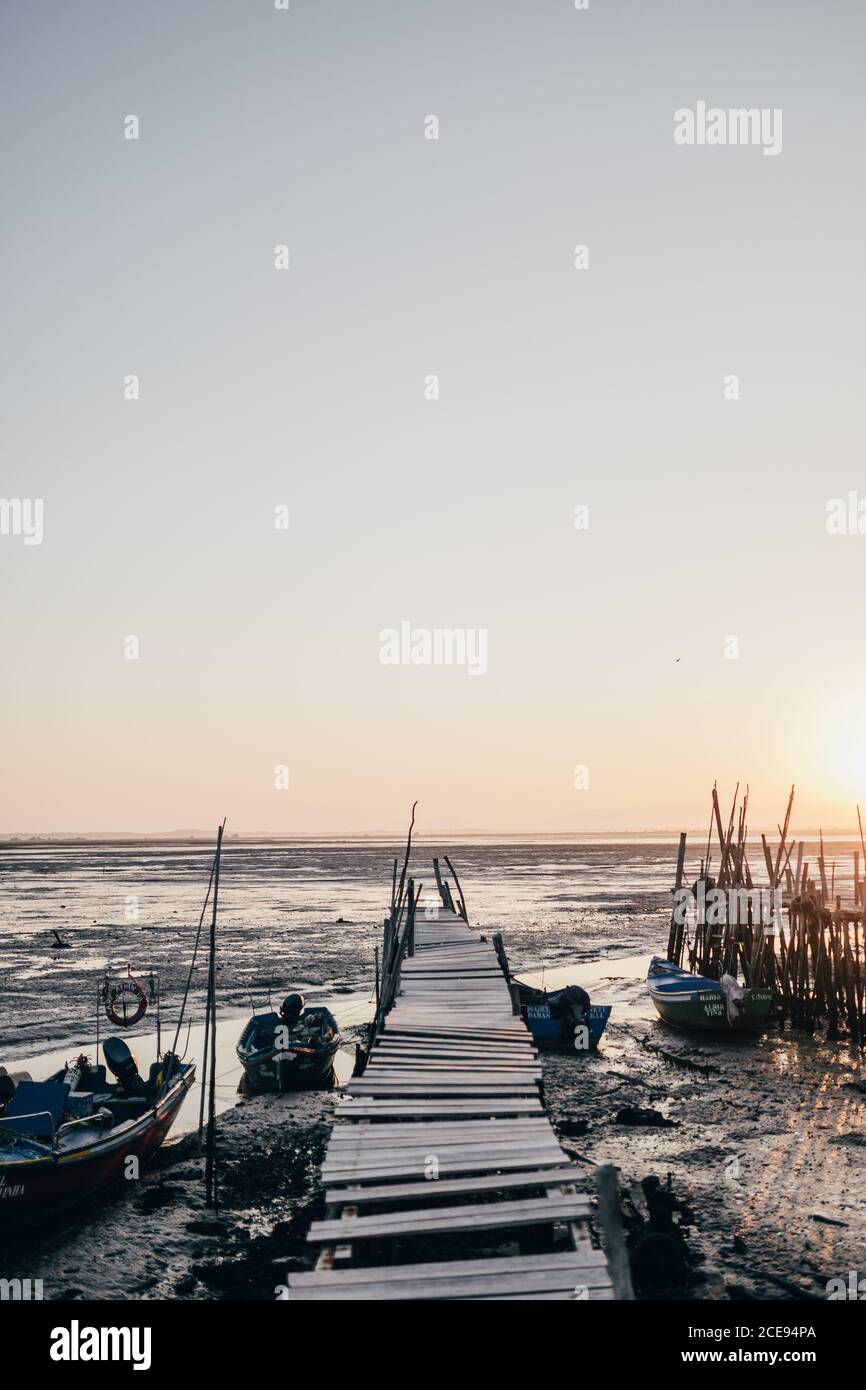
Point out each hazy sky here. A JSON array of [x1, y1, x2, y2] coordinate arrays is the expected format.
[[2, 1, 865, 835]]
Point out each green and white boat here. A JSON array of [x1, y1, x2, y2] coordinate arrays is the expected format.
[[647, 957, 773, 1033]]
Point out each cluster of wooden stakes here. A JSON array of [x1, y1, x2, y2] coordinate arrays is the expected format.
[[667, 784, 866, 1045]]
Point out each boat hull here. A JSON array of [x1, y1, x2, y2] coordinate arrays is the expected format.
[[514, 981, 611, 1051], [0, 1066, 195, 1239], [647, 958, 773, 1034]]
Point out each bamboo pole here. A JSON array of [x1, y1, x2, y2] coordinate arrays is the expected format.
[[204, 821, 224, 1210]]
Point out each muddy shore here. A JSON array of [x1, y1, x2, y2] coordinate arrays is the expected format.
[[7, 1080, 338, 1302], [543, 978, 866, 1301]]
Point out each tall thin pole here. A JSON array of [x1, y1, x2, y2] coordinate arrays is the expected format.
[[197, 974, 212, 1149], [204, 821, 225, 1209]]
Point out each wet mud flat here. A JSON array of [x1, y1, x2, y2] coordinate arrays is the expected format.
[[542, 969, 866, 1301], [0, 838, 669, 1060], [0, 842, 393, 1060]]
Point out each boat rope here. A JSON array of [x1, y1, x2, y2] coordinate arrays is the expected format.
[[159, 848, 218, 1095]]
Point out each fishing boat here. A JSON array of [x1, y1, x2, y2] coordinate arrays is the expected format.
[[513, 979, 612, 1051], [647, 956, 773, 1033], [0, 1039, 195, 1238], [236, 993, 342, 1092]]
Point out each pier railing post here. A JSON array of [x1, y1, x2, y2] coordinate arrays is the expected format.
[[407, 877, 416, 957], [492, 932, 521, 1014], [596, 1165, 635, 1300]]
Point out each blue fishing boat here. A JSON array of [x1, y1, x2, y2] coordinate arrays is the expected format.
[[514, 980, 611, 1051]]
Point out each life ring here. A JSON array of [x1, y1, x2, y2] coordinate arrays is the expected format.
[[105, 976, 148, 1027]]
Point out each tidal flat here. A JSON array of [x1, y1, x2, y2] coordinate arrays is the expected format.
[[2, 838, 863, 1300]]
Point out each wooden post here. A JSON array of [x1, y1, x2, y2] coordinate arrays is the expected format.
[[444, 855, 468, 921], [391, 801, 418, 927], [382, 916, 394, 978], [772, 785, 795, 886], [406, 878, 415, 957], [858, 807, 866, 908], [596, 1165, 634, 1300], [197, 974, 212, 1150], [492, 931, 508, 975], [432, 857, 449, 909], [667, 832, 687, 963], [761, 834, 775, 887], [818, 830, 828, 905], [205, 821, 224, 1210], [377, 918, 395, 1026]]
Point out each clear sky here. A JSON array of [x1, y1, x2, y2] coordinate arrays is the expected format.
[[2, 1, 865, 836]]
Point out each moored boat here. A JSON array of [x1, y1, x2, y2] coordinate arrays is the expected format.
[[236, 993, 341, 1092], [0, 1039, 195, 1238], [647, 956, 773, 1033], [513, 979, 611, 1051]]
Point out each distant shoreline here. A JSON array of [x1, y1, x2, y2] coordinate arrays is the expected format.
[[1, 829, 863, 849]]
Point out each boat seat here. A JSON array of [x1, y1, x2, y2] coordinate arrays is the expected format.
[[0, 1080, 70, 1138], [92, 1093, 152, 1120]]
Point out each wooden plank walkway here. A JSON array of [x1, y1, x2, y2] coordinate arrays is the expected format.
[[288, 895, 616, 1301]]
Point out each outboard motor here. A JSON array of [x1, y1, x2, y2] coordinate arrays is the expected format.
[[279, 993, 304, 1026], [551, 985, 591, 1022], [0, 1073, 15, 1114], [103, 1037, 148, 1096]]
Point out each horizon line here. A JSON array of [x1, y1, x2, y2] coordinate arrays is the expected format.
[[1, 826, 864, 843]]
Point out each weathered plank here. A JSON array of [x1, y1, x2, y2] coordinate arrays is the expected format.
[[288, 1252, 612, 1300], [323, 1159, 565, 1185], [325, 1118, 553, 1144], [321, 1154, 567, 1184], [335, 1098, 544, 1118], [290, 1249, 604, 1289], [308, 1193, 591, 1243], [324, 1165, 580, 1205], [345, 1077, 540, 1095]]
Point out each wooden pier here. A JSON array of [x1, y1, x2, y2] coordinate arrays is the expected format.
[[288, 878, 620, 1301]]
